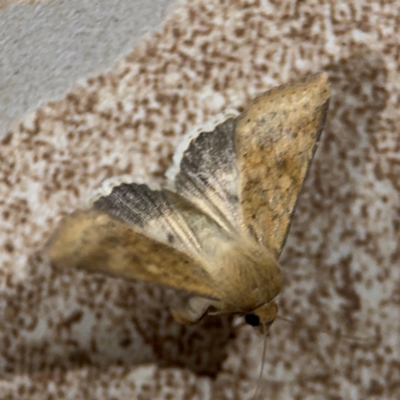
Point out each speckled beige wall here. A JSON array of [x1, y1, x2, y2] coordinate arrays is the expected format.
[[1, 0, 400, 399]]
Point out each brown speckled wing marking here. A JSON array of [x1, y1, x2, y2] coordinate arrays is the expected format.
[[170, 118, 241, 232], [93, 183, 234, 259], [47, 210, 220, 299], [236, 73, 330, 256]]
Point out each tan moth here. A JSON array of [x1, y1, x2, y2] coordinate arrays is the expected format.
[[47, 73, 330, 334]]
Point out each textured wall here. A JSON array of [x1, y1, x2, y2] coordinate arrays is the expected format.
[[1, 0, 399, 399]]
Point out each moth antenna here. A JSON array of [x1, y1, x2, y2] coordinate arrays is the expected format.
[[251, 326, 269, 400], [276, 315, 377, 344]]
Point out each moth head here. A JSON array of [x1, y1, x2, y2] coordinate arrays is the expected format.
[[244, 301, 277, 334]]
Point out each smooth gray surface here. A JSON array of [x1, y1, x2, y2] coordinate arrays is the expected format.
[[0, 0, 176, 137]]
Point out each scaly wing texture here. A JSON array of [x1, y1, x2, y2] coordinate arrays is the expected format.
[[236, 73, 330, 257], [92, 182, 235, 264], [47, 209, 220, 299], [167, 115, 241, 233]]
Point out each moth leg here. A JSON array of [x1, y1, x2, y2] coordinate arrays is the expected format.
[[171, 296, 220, 325]]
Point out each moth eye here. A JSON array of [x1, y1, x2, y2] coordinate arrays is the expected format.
[[245, 313, 260, 327]]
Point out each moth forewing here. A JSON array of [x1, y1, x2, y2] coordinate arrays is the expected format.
[[46, 209, 221, 300], [235, 73, 330, 258]]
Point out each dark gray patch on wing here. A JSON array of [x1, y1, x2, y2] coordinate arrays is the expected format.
[[94, 183, 164, 228], [93, 183, 233, 258], [173, 118, 241, 232]]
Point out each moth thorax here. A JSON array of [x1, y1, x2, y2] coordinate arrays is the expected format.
[[217, 240, 283, 313]]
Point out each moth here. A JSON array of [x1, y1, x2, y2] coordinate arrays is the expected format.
[[47, 73, 330, 334]]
